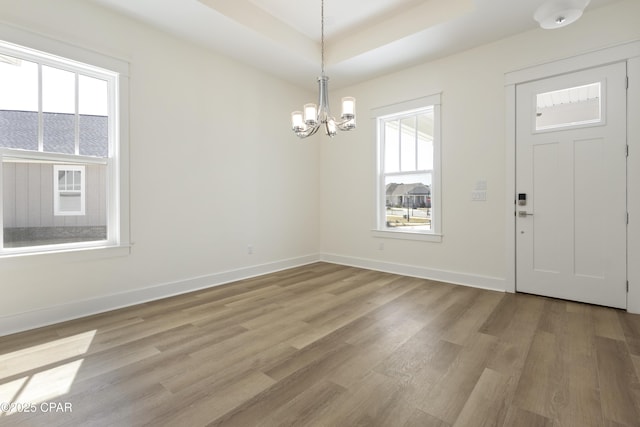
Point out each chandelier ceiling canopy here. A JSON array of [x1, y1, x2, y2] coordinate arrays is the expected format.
[[534, 0, 591, 29]]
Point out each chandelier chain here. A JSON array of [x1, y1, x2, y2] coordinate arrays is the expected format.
[[321, 0, 325, 76]]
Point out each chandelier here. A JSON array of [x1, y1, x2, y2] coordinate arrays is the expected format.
[[290, 0, 356, 138]]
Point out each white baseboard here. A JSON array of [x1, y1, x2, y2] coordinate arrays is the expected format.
[[320, 253, 507, 292], [1, 252, 508, 337], [0, 253, 321, 337]]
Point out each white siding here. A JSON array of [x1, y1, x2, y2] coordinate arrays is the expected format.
[[3, 163, 106, 228]]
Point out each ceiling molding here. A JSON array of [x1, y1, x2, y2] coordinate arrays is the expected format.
[[87, 0, 624, 89]]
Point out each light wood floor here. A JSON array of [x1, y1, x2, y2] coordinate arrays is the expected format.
[[1, 262, 640, 426]]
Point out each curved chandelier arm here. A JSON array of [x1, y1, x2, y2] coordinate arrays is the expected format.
[[294, 124, 321, 139], [335, 116, 356, 131]]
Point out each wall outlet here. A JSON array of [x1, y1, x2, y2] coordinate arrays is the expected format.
[[378, 242, 385, 251], [247, 244, 253, 254]]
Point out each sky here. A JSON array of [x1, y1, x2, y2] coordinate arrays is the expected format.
[[0, 55, 108, 116]]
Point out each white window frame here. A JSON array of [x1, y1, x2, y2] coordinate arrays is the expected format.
[[372, 94, 442, 242], [53, 165, 86, 216], [0, 27, 130, 259]]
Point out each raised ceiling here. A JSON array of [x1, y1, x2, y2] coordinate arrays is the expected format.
[[88, 0, 620, 89]]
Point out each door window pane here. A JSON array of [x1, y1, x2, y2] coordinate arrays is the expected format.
[[535, 82, 601, 131]]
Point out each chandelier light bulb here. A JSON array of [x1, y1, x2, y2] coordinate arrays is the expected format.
[[304, 103, 318, 125], [291, 111, 304, 131], [341, 97, 355, 118]]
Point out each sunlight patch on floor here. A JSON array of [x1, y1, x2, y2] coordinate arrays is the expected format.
[[0, 330, 95, 379], [0, 330, 96, 416]]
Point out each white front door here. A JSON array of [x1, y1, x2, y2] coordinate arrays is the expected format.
[[516, 62, 627, 308]]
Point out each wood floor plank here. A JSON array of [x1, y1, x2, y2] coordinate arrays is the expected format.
[[452, 367, 511, 427], [554, 310, 604, 427], [479, 293, 544, 338], [363, 283, 454, 326], [327, 315, 425, 389], [556, 381, 603, 427], [617, 311, 640, 356], [442, 289, 503, 346], [415, 332, 498, 424], [502, 406, 553, 427], [632, 354, 640, 381], [536, 298, 569, 336], [208, 344, 362, 426], [153, 370, 276, 427], [484, 294, 543, 378], [593, 306, 627, 341], [2, 263, 640, 427], [402, 409, 451, 427], [308, 371, 407, 427], [512, 330, 567, 419], [253, 380, 347, 427], [595, 336, 640, 426], [374, 336, 462, 384]]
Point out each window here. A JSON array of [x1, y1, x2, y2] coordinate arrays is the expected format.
[[535, 82, 602, 131], [54, 165, 85, 216], [374, 94, 441, 241], [0, 37, 128, 255]]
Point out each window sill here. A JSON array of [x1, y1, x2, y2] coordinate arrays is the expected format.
[[372, 229, 443, 242], [0, 243, 131, 265]]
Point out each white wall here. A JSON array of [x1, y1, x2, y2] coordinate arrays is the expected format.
[[320, 0, 640, 298], [0, 0, 320, 335]]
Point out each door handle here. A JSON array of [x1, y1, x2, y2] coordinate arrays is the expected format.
[[518, 211, 534, 217]]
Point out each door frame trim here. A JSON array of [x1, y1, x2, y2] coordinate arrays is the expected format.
[[504, 39, 640, 313]]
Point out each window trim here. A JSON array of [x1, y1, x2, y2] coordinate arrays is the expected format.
[[0, 27, 130, 260], [372, 94, 442, 242]]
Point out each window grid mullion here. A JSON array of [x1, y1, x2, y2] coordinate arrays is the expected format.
[[74, 73, 80, 155], [396, 118, 401, 172], [37, 63, 43, 153], [414, 116, 418, 171]]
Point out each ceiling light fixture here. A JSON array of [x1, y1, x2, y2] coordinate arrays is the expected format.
[[290, 0, 356, 138], [534, 0, 590, 29]]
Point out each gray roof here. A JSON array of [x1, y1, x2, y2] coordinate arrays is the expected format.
[[0, 110, 108, 157], [386, 182, 431, 197]]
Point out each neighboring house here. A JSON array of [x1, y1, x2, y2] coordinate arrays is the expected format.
[[1, 110, 108, 247], [386, 182, 431, 208]]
